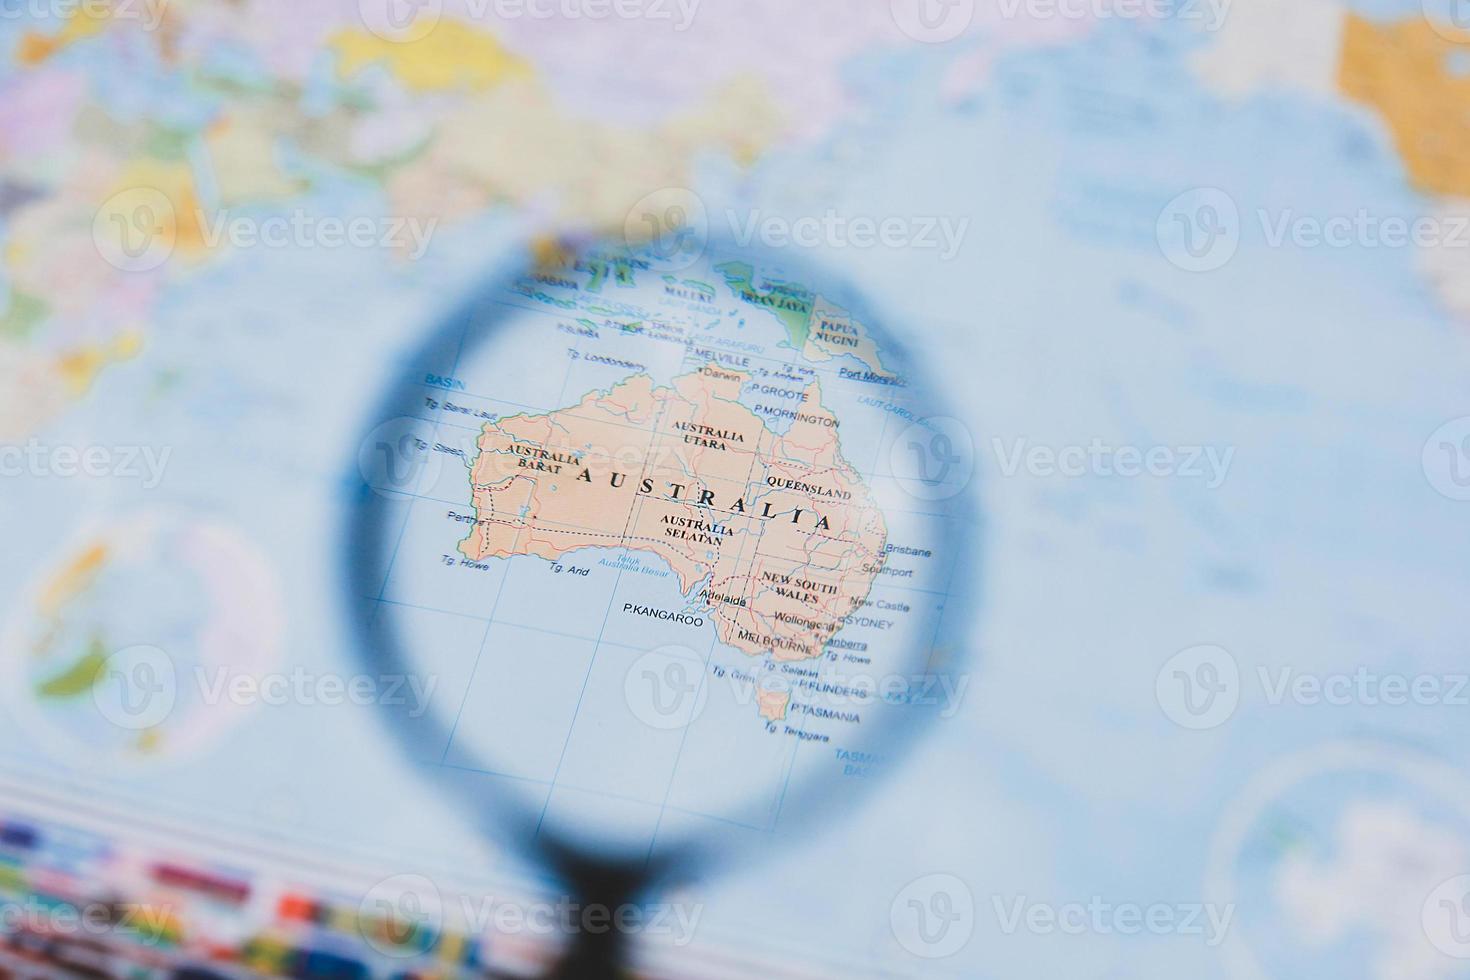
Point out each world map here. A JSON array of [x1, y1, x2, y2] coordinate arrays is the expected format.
[[4, 0, 1470, 977]]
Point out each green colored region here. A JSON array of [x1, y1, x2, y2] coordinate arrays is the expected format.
[[660, 274, 716, 301], [578, 254, 640, 293], [585, 262, 608, 293], [151, 367, 184, 399], [716, 261, 753, 288], [140, 125, 194, 163], [0, 291, 48, 339], [197, 72, 278, 99], [516, 286, 575, 309], [35, 638, 108, 700], [715, 261, 814, 348], [74, 106, 193, 164], [578, 315, 645, 335], [344, 135, 433, 183]]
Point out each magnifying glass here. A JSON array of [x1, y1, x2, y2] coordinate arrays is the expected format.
[[342, 224, 981, 977]]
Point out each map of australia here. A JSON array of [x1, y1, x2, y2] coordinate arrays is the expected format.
[[458, 364, 888, 662]]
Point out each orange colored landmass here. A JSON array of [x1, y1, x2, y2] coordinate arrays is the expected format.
[[755, 688, 791, 722], [1338, 14, 1470, 197], [37, 543, 108, 619], [459, 366, 888, 661]]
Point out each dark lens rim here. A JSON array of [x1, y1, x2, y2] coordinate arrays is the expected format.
[[340, 231, 985, 889]]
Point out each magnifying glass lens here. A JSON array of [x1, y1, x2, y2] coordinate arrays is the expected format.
[[349, 234, 978, 875]]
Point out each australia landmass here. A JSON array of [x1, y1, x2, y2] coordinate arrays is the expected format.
[[458, 364, 888, 662]]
